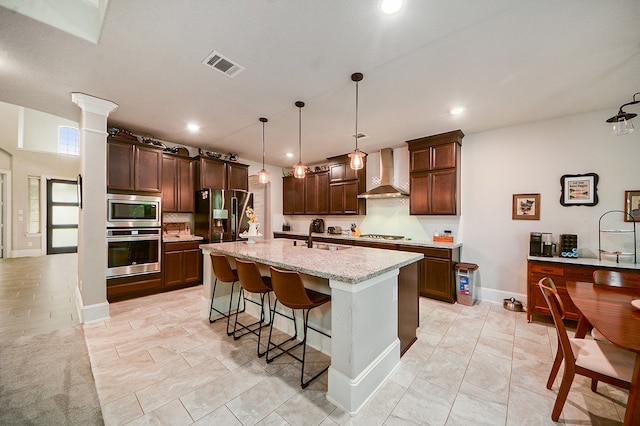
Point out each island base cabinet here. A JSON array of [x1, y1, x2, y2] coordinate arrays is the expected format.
[[398, 261, 419, 355]]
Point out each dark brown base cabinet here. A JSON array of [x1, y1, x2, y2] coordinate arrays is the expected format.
[[163, 241, 203, 288], [526, 259, 640, 322], [107, 273, 163, 302]]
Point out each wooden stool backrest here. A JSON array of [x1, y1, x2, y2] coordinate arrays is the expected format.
[[210, 254, 237, 282]]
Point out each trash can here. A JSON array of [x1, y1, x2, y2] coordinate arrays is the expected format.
[[455, 262, 479, 306]]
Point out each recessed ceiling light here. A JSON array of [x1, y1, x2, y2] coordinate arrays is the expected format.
[[286, 152, 294, 158], [380, 0, 403, 15], [450, 107, 465, 115], [187, 123, 200, 132]]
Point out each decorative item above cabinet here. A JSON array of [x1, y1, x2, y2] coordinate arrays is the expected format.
[[406, 130, 463, 215]]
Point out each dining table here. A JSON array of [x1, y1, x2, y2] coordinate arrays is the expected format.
[[566, 281, 640, 426]]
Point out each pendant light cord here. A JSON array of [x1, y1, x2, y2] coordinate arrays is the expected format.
[[298, 105, 302, 163], [262, 121, 266, 170], [355, 79, 359, 150]]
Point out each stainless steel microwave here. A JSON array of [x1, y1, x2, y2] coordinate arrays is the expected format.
[[106, 193, 161, 228]]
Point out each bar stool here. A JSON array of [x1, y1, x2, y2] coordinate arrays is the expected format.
[[233, 258, 274, 357], [209, 254, 244, 336], [267, 266, 331, 388]]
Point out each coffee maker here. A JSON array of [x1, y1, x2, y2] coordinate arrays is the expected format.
[[529, 232, 543, 256], [541, 233, 554, 257], [311, 218, 325, 233]]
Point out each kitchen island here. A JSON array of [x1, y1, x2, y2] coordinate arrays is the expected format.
[[200, 239, 423, 414]]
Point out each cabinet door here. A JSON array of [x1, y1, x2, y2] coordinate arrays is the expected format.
[[430, 169, 457, 215], [409, 172, 431, 215], [330, 163, 345, 182], [329, 183, 345, 214], [422, 257, 454, 302], [343, 181, 359, 214], [283, 176, 305, 215], [305, 174, 318, 214], [316, 172, 330, 214], [164, 250, 183, 287], [227, 163, 249, 191], [162, 156, 177, 212], [410, 148, 430, 172], [182, 248, 202, 284], [200, 158, 227, 190], [107, 141, 135, 191], [135, 145, 163, 192], [431, 143, 456, 170], [177, 158, 194, 212]]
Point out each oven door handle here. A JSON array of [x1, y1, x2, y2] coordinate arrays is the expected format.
[[106, 235, 161, 243]]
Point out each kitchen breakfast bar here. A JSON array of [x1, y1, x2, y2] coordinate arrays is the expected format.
[[199, 239, 423, 414]]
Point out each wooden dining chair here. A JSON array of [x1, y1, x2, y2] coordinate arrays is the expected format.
[[591, 270, 640, 342], [538, 278, 634, 421]]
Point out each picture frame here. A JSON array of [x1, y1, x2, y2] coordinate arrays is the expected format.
[[512, 193, 540, 220], [625, 190, 640, 222], [560, 173, 599, 206]]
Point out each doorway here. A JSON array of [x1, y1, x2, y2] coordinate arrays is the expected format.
[[46, 179, 79, 254]]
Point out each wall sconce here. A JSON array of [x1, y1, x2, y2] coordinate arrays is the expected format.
[[606, 91, 639, 135]]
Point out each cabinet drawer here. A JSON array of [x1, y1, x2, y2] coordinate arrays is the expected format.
[[530, 263, 565, 277], [564, 265, 594, 282], [165, 241, 200, 252]]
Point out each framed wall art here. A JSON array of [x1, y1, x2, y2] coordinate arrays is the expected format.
[[625, 190, 640, 222], [512, 193, 540, 220], [560, 173, 599, 206]]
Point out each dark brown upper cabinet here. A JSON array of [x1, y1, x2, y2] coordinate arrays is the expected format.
[[162, 154, 194, 213], [194, 156, 249, 192], [107, 138, 163, 193], [406, 130, 463, 215]]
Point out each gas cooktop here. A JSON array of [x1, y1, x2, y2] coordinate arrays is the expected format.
[[359, 234, 405, 240]]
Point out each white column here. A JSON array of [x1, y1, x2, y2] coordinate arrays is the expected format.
[[71, 93, 118, 323]]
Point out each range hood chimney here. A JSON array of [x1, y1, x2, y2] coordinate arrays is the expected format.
[[358, 148, 409, 199]]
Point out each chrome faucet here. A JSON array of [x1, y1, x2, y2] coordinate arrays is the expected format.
[[308, 221, 314, 248]]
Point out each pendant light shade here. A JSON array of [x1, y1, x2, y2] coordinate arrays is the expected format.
[[258, 117, 269, 184], [349, 72, 366, 171], [293, 101, 306, 179], [606, 91, 639, 136]]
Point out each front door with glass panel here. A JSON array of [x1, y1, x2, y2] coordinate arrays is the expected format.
[[47, 179, 79, 254]]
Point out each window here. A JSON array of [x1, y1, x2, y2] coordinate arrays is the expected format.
[[58, 126, 80, 156], [27, 176, 40, 234]]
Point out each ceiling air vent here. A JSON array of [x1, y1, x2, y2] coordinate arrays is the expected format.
[[201, 51, 245, 78]]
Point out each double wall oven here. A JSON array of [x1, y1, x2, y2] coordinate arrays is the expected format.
[[106, 194, 161, 278]]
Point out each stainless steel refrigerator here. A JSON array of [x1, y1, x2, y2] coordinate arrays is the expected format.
[[194, 188, 253, 243]]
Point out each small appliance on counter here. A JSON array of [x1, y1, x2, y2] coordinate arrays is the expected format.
[[530, 232, 554, 257], [559, 234, 578, 257], [311, 218, 325, 233], [327, 226, 342, 234]]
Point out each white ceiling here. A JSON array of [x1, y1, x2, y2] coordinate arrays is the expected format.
[[1, 0, 639, 168]]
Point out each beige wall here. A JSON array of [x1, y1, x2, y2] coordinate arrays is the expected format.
[[0, 102, 80, 256]]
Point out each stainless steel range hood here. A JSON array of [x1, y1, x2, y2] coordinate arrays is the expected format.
[[358, 148, 409, 199]]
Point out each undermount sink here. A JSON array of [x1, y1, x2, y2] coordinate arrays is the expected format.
[[293, 241, 351, 251]]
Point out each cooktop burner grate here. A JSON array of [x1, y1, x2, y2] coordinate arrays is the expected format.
[[359, 234, 405, 240]]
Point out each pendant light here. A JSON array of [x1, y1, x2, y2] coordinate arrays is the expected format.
[[348, 72, 366, 170], [606, 91, 639, 136], [257, 117, 269, 184], [293, 101, 307, 179]]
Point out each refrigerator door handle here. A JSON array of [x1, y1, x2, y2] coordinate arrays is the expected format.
[[231, 196, 238, 240]]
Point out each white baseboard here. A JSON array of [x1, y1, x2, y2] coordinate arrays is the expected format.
[[75, 286, 109, 323], [9, 249, 42, 258], [477, 287, 526, 306]]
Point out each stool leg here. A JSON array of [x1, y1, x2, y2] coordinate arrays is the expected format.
[[300, 308, 330, 389], [231, 286, 245, 339], [209, 278, 228, 323], [226, 281, 238, 336], [265, 302, 301, 363]]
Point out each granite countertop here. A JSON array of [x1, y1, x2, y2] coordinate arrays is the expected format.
[[163, 235, 204, 242], [273, 231, 462, 249], [528, 255, 640, 270], [200, 239, 423, 284]]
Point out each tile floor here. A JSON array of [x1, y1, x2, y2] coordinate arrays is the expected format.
[[1, 254, 629, 425]]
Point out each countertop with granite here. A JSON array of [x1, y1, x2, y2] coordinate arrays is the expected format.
[[528, 255, 640, 270], [200, 239, 423, 284], [273, 231, 462, 249]]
